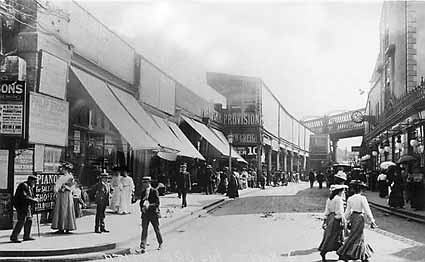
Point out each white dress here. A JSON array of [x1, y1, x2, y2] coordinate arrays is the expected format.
[[110, 175, 122, 212], [119, 176, 135, 214]]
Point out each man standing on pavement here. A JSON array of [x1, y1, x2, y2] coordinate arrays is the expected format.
[[93, 172, 110, 233], [177, 163, 191, 208], [10, 174, 39, 243], [140, 176, 163, 253]]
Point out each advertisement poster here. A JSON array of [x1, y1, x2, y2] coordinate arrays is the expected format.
[[0, 150, 8, 190], [0, 80, 26, 137], [14, 149, 33, 191], [34, 173, 60, 213]]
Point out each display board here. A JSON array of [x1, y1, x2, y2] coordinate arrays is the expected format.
[[0, 80, 26, 136], [34, 172, 60, 213]]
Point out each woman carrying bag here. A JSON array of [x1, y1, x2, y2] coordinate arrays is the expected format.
[[318, 184, 348, 262], [337, 180, 377, 262]]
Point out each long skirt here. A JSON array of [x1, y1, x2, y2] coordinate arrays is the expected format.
[[51, 190, 77, 231], [389, 185, 404, 208], [318, 213, 344, 253], [411, 182, 425, 210], [110, 187, 121, 212], [377, 180, 388, 198], [337, 212, 373, 261], [119, 188, 132, 213]]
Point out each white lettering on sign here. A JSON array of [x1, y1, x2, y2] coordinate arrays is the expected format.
[[0, 82, 24, 95], [233, 133, 258, 144], [223, 112, 260, 126]]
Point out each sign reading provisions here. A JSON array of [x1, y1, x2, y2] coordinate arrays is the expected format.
[[351, 146, 361, 152], [0, 80, 26, 136], [34, 172, 60, 213]]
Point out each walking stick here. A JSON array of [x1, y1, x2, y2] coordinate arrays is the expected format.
[[36, 212, 40, 238]]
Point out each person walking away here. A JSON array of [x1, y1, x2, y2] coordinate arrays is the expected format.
[[72, 182, 86, 218], [139, 176, 163, 253], [51, 162, 77, 233], [10, 174, 39, 243], [318, 184, 348, 262], [119, 167, 135, 214], [206, 165, 216, 194], [176, 163, 191, 208], [317, 172, 325, 189], [309, 170, 315, 188], [110, 166, 122, 213], [376, 170, 388, 198], [93, 172, 110, 233], [227, 169, 239, 199], [337, 180, 377, 262], [217, 170, 227, 194], [388, 166, 405, 208], [334, 171, 348, 204], [410, 167, 425, 210]]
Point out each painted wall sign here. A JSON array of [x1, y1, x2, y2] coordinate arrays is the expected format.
[[223, 112, 260, 126], [28, 92, 69, 147], [232, 133, 258, 144], [0, 80, 26, 136]]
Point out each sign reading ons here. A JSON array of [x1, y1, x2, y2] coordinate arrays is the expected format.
[[0, 80, 26, 136]]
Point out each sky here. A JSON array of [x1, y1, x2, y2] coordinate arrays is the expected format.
[[78, 0, 383, 149]]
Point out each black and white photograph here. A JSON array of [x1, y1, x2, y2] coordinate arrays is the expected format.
[[0, 0, 424, 261]]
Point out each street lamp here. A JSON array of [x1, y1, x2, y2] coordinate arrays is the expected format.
[[227, 133, 234, 178]]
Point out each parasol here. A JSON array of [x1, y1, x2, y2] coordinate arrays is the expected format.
[[396, 154, 417, 164], [380, 161, 396, 169]]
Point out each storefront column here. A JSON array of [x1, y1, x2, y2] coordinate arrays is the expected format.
[[283, 151, 287, 172], [303, 155, 307, 170], [290, 152, 294, 172], [268, 148, 272, 173]]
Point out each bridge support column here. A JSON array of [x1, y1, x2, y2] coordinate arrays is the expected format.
[[276, 150, 280, 170], [331, 138, 338, 162]]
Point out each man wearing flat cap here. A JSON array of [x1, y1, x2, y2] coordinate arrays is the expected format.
[[140, 176, 163, 253], [10, 174, 39, 243]]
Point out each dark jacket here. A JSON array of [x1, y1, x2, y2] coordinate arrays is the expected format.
[[176, 171, 191, 191], [94, 182, 110, 206], [140, 187, 160, 216], [13, 181, 37, 212]]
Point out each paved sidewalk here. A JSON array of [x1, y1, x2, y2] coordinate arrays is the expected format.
[[366, 190, 425, 220], [0, 188, 258, 259]]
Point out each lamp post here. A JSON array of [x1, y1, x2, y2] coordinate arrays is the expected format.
[[227, 133, 234, 179]]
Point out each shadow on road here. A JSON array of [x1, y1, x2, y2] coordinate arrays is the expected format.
[[210, 187, 329, 216], [391, 245, 425, 261]]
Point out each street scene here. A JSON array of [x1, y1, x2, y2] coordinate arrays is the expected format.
[[0, 0, 425, 262]]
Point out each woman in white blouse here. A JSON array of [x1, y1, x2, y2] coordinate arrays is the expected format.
[[337, 180, 377, 262], [318, 184, 348, 262]]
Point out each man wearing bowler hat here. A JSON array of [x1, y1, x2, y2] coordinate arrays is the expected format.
[[140, 176, 163, 253], [176, 163, 191, 208], [93, 171, 111, 233], [10, 173, 39, 243]]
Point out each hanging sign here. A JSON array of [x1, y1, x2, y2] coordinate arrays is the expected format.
[[0, 80, 26, 136]]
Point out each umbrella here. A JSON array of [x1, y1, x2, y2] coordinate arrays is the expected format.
[[396, 154, 417, 164], [380, 161, 396, 169]]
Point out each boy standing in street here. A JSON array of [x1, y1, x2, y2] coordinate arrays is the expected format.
[[94, 172, 110, 233]]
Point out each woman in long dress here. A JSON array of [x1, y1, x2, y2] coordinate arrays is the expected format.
[[110, 168, 122, 213], [51, 162, 77, 233], [337, 180, 377, 262], [119, 168, 135, 214], [376, 171, 388, 198], [318, 184, 347, 262], [388, 166, 405, 208]]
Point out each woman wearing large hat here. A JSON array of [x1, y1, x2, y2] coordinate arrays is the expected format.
[[51, 161, 77, 233], [318, 184, 348, 262], [337, 180, 377, 262]]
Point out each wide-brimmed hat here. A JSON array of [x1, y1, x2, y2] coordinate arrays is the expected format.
[[142, 176, 152, 182], [334, 171, 347, 181], [350, 179, 368, 188], [58, 161, 74, 171], [330, 184, 348, 191], [98, 171, 110, 178], [206, 165, 212, 169]]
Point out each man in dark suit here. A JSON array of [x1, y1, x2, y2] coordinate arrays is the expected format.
[[93, 172, 110, 233], [140, 176, 163, 253], [10, 174, 38, 243], [176, 163, 191, 208]]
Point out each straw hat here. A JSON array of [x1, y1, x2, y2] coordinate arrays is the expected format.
[[334, 171, 347, 181], [142, 176, 152, 182], [330, 184, 348, 191]]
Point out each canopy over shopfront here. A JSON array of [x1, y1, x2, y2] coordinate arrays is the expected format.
[[182, 116, 247, 163], [211, 128, 248, 163], [71, 67, 158, 150]]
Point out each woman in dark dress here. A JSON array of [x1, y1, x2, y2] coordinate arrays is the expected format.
[[388, 166, 405, 208], [410, 167, 425, 210], [227, 171, 239, 199]]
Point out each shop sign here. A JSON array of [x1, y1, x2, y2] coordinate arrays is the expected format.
[[235, 146, 257, 156], [73, 130, 81, 154], [223, 112, 260, 126], [232, 133, 259, 145], [28, 92, 69, 147], [34, 172, 60, 212], [0, 80, 26, 136]]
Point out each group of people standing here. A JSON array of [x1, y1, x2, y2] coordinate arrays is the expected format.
[[309, 170, 326, 189], [110, 167, 135, 214], [377, 165, 425, 210], [318, 172, 377, 262]]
